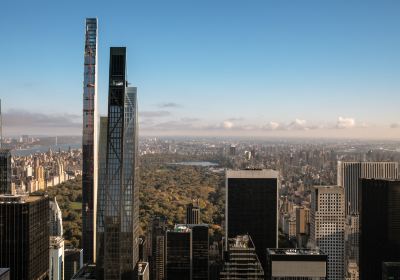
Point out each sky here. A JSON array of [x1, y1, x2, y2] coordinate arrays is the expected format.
[[1, 0, 400, 138]]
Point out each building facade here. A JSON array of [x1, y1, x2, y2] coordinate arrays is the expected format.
[[310, 186, 345, 280], [0, 195, 49, 280], [82, 17, 99, 264], [150, 217, 167, 280], [226, 169, 278, 270], [359, 179, 400, 280], [64, 248, 83, 280], [96, 47, 139, 280], [220, 235, 264, 280], [266, 248, 328, 280], [186, 200, 201, 224], [49, 236, 64, 280], [0, 149, 11, 194], [337, 161, 398, 215]]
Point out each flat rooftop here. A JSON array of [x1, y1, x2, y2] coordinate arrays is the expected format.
[[0, 194, 46, 203], [226, 169, 278, 179], [71, 264, 96, 279], [267, 248, 325, 256]]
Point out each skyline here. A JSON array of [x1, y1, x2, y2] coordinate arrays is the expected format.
[[1, 0, 400, 138]]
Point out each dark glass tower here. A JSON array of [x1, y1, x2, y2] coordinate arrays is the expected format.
[[150, 217, 167, 280], [96, 47, 139, 280], [226, 169, 278, 271], [186, 200, 201, 224], [359, 179, 400, 280], [0, 194, 49, 280], [165, 229, 191, 280], [82, 17, 98, 264], [0, 149, 11, 194]]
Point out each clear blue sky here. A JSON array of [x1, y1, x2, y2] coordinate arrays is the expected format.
[[1, 0, 400, 137]]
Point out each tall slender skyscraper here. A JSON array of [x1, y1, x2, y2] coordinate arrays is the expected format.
[[359, 179, 400, 280], [97, 47, 139, 280], [226, 169, 278, 271], [82, 17, 99, 264], [0, 99, 2, 148], [310, 186, 345, 280]]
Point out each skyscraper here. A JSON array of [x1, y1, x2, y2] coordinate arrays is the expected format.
[[0, 149, 11, 194], [310, 186, 345, 280], [49, 197, 63, 237], [220, 235, 264, 280], [0, 99, 2, 148], [186, 200, 201, 224], [165, 227, 191, 280], [226, 169, 278, 270], [82, 17, 99, 264], [337, 161, 398, 215], [96, 47, 139, 280], [0, 194, 49, 280], [49, 236, 64, 280], [96, 116, 108, 277], [359, 179, 400, 280], [150, 216, 167, 280]]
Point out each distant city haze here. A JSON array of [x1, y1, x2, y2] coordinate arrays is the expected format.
[[1, 1, 400, 139]]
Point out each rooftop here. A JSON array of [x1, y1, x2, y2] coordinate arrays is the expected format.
[[71, 264, 96, 280], [138, 262, 148, 275], [0, 194, 46, 203], [267, 248, 326, 256], [226, 169, 278, 179]]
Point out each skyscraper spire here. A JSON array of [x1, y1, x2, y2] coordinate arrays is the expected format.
[[82, 18, 99, 264]]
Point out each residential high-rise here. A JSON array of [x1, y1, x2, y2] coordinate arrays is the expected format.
[[96, 116, 107, 277], [337, 161, 398, 215], [226, 169, 278, 270], [49, 197, 63, 237], [186, 200, 201, 224], [49, 236, 64, 280], [82, 17, 99, 264], [310, 186, 345, 280], [0, 194, 49, 280], [220, 235, 264, 280], [359, 179, 400, 280], [96, 47, 139, 280], [150, 216, 167, 280], [0, 149, 11, 194], [265, 248, 328, 280]]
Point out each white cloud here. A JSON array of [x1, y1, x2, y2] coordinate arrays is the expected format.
[[222, 121, 234, 129], [337, 117, 356, 129]]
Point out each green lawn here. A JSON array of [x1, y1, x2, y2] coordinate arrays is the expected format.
[[70, 202, 82, 211]]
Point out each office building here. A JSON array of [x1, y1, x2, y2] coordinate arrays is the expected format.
[[49, 236, 64, 280], [359, 179, 400, 280], [382, 262, 400, 280], [65, 248, 83, 280], [50, 197, 63, 237], [186, 200, 201, 224], [310, 186, 345, 280], [96, 47, 139, 280], [0, 194, 49, 280], [165, 224, 209, 280], [150, 217, 167, 280], [266, 248, 328, 280], [226, 169, 278, 270], [82, 17, 99, 264], [165, 227, 191, 280], [0, 149, 11, 194], [0, 269, 9, 280], [337, 161, 398, 215], [220, 235, 264, 280], [138, 262, 150, 280]]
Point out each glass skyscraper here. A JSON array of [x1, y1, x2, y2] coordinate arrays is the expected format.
[[96, 47, 139, 280], [82, 17, 99, 264]]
